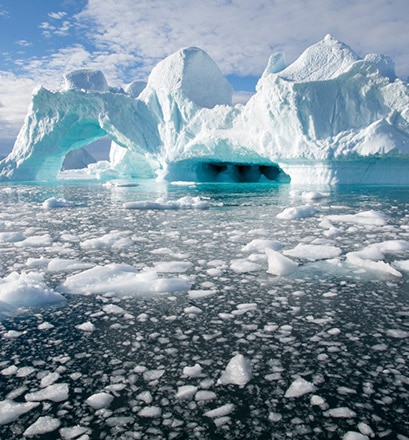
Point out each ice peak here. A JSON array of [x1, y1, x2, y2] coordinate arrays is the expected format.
[[63, 69, 109, 92], [278, 35, 360, 82], [141, 46, 233, 108], [262, 52, 287, 77]]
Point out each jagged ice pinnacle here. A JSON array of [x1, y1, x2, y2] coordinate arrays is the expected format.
[[1, 35, 409, 184]]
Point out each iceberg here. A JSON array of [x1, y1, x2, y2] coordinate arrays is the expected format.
[[1, 35, 409, 184]]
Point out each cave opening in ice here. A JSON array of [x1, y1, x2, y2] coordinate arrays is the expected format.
[[163, 160, 291, 183]]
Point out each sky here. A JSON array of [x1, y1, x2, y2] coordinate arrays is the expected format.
[[0, 0, 408, 156]]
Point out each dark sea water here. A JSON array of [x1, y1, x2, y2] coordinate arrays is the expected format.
[[0, 181, 408, 439]]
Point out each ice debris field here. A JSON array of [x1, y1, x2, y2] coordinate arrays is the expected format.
[[0, 182, 409, 439], [1, 35, 409, 185]]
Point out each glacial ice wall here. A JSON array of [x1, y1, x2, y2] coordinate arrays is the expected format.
[[1, 35, 409, 184]]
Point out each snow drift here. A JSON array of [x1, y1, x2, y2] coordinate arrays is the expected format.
[[1, 35, 409, 184]]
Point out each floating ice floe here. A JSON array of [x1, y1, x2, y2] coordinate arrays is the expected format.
[[342, 432, 370, 440], [86, 392, 114, 410], [276, 205, 317, 220], [42, 197, 75, 208], [346, 239, 409, 277], [265, 248, 298, 276], [0, 400, 39, 425], [0, 272, 65, 308], [241, 239, 282, 253], [325, 210, 388, 226], [124, 196, 209, 210], [284, 377, 316, 398], [218, 354, 252, 387], [283, 243, 342, 260], [23, 416, 61, 437], [61, 263, 191, 295], [25, 383, 69, 403]]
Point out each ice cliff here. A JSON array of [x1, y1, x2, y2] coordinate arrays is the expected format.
[[1, 35, 409, 184]]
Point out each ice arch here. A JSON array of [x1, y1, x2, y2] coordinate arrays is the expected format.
[[0, 85, 160, 181]]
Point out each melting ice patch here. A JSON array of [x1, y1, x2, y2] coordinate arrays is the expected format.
[[283, 243, 342, 261], [124, 196, 209, 210], [276, 205, 317, 220], [346, 240, 409, 277], [0, 272, 65, 308], [42, 197, 75, 209], [326, 210, 388, 226], [61, 263, 191, 295]]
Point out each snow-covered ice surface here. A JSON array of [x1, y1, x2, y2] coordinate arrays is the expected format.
[[0, 181, 409, 439]]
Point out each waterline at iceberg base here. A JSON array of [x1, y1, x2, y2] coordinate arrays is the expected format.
[[0, 182, 408, 439], [1, 35, 409, 184]]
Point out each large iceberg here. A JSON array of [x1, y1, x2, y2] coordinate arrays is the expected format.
[[1, 35, 409, 184]]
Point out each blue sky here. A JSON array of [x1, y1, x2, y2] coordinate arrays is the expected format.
[[1, 0, 409, 156]]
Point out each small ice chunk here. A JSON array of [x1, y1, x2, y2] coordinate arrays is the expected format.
[[143, 369, 164, 381], [1, 366, 18, 376], [346, 252, 402, 277], [63, 263, 191, 295], [310, 395, 326, 406], [285, 377, 316, 398], [326, 210, 387, 226], [0, 399, 39, 425], [342, 432, 369, 440], [23, 416, 61, 437], [86, 392, 114, 409], [37, 322, 54, 330], [324, 407, 357, 418], [0, 232, 25, 243], [40, 372, 60, 388], [184, 305, 202, 314], [47, 258, 93, 272], [266, 248, 298, 276], [136, 391, 153, 404], [75, 321, 96, 332], [218, 354, 252, 387], [153, 261, 193, 273], [188, 289, 217, 299], [0, 272, 65, 307], [25, 383, 69, 402], [175, 385, 198, 400], [43, 197, 75, 208], [241, 239, 281, 253], [124, 196, 209, 210], [137, 406, 162, 417], [204, 403, 235, 418], [283, 243, 342, 260], [386, 329, 409, 338], [183, 364, 203, 377], [276, 205, 316, 220], [230, 259, 261, 273], [357, 422, 375, 437], [59, 425, 89, 439], [195, 390, 217, 401], [268, 412, 283, 422]]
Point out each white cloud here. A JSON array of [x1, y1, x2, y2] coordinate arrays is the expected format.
[[76, 0, 409, 77], [48, 11, 67, 20], [0, 72, 36, 139]]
